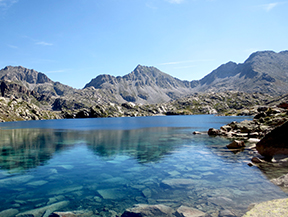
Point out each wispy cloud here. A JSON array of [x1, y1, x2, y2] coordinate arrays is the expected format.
[[159, 59, 213, 66], [36, 41, 53, 46], [167, 0, 185, 4], [257, 2, 285, 12], [7, 44, 18, 49], [45, 69, 68, 74], [0, 0, 18, 10]]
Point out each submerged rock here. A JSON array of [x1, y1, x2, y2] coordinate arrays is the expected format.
[[121, 204, 174, 217], [50, 210, 94, 217], [161, 178, 195, 188], [174, 205, 207, 217], [16, 201, 69, 217], [0, 208, 19, 217]]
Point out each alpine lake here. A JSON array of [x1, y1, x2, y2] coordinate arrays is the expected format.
[[0, 115, 287, 216]]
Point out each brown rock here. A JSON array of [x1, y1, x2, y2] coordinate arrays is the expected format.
[[226, 140, 245, 149], [208, 128, 220, 136], [174, 206, 207, 217], [251, 157, 264, 163], [256, 121, 288, 159], [121, 204, 174, 217]]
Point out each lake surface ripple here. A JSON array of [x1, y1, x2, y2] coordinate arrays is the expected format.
[[0, 115, 287, 216]]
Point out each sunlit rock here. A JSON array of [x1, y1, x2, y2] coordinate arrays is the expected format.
[[121, 204, 174, 217], [174, 205, 207, 217]]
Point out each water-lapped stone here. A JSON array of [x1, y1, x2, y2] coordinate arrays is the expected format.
[[174, 205, 207, 217], [161, 179, 195, 188], [16, 201, 69, 217], [226, 140, 245, 149], [0, 175, 34, 187], [271, 173, 288, 187], [251, 156, 264, 163], [26, 180, 48, 186], [0, 208, 19, 217], [219, 209, 236, 217], [48, 186, 83, 195], [243, 198, 288, 217], [208, 128, 220, 136], [97, 188, 126, 199], [59, 165, 74, 170], [271, 154, 288, 166], [142, 188, 152, 198], [50, 210, 94, 217], [168, 171, 181, 177], [121, 204, 174, 217], [47, 195, 66, 205], [207, 197, 234, 208], [102, 177, 128, 185]]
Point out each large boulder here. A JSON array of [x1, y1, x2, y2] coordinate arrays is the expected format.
[[243, 198, 288, 217], [256, 121, 288, 159], [121, 204, 174, 217]]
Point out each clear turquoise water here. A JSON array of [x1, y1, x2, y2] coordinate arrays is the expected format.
[[0, 115, 287, 216]]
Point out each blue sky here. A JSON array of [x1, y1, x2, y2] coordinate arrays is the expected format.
[[0, 0, 287, 88]]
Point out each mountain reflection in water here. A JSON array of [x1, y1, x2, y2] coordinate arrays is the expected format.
[[0, 127, 191, 171], [0, 116, 287, 216]]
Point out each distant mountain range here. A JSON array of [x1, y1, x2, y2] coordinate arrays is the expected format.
[[0, 50, 288, 110], [84, 50, 288, 103]]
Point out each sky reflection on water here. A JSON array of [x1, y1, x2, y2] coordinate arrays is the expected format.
[[0, 115, 286, 216]]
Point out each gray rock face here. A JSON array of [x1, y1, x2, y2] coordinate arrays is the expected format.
[[196, 50, 288, 96], [84, 65, 193, 104], [84, 50, 288, 104]]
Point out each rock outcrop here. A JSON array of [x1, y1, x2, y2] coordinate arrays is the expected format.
[[243, 198, 288, 217], [256, 121, 288, 159]]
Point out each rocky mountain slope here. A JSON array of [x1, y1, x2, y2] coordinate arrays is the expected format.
[[84, 64, 194, 104], [0, 50, 287, 122], [196, 50, 288, 95], [84, 50, 288, 103]]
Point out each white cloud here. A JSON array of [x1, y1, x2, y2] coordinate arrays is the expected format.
[[45, 69, 67, 74], [7, 44, 18, 49], [36, 41, 53, 46], [159, 59, 214, 65], [167, 0, 184, 4], [0, 0, 18, 10], [258, 2, 285, 12]]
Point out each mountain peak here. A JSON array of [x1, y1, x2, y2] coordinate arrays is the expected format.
[[0, 65, 51, 85]]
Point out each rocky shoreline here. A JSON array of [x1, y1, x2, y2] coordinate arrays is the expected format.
[[206, 104, 288, 216]]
